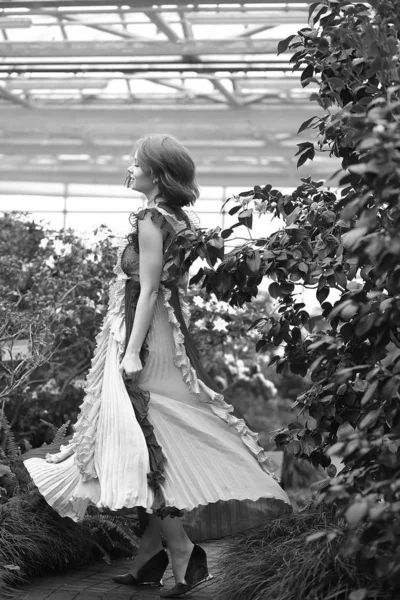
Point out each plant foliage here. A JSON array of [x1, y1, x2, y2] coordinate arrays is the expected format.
[[0, 411, 139, 596], [0, 213, 117, 448], [180, 1, 400, 596]]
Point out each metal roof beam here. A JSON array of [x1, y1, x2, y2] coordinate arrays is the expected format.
[[0, 5, 310, 16], [49, 12, 151, 41], [0, 1, 312, 8], [0, 85, 32, 108], [0, 63, 294, 74], [144, 11, 180, 44], [0, 39, 282, 57], [143, 77, 224, 103], [211, 79, 241, 108]]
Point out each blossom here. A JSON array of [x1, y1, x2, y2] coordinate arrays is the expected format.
[[84, 298, 96, 309], [52, 239, 72, 256], [194, 318, 208, 330], [213, 300, 230, 313], [192, 295, 205, 307], [52, 239, 65, 255], [213, 317, 229, 332], [45, 256, 55, 269], [39, 238, 49, 249]]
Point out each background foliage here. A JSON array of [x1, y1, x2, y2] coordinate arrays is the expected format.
[[0, 212, 117, 448]]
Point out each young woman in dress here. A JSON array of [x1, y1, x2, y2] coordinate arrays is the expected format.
[[23, 134, 291, 598]]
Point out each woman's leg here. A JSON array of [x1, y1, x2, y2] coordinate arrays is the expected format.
[[156, 515, 194, 583], [130, 514, 163, 576]]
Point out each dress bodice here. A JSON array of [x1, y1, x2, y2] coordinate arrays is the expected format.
[[120, 203, 199, 286]]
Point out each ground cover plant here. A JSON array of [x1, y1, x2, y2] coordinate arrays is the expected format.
[[0, 413, 140, 598], [217, 503, 385, 600]]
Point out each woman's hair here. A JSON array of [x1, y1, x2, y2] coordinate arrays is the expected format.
[[134, 134, 199, 207]]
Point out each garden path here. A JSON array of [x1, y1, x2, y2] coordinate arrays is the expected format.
[[11, 540, 225, 600]]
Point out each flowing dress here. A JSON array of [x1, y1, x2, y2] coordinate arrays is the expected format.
[[23, 203, 291, 538]]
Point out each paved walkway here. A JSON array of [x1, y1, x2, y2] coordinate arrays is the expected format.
[[12, 540, 225, 600]]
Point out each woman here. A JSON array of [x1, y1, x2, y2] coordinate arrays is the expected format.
[[23, 134, 291, 598]]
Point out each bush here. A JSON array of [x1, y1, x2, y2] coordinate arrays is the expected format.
[[0, 212, 117, 448], [173, 1, 400, 596]]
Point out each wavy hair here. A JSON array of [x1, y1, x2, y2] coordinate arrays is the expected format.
[[134, 134, 199, 207]]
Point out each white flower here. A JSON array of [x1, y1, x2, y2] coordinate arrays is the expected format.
[[39, 238, 49, 249], [45, 256, 55, 269], [85, 298, 96, 309], [52, 239, 64, 255], [247, 329, 261, 340], [192, 295, 205, 307], [213, 317, 229, 332], [72, 379, 86, 389], [41, 378, 60, 395], [214, 300, 230, 313], [53, 239, 72, 256], [194, 318, 208, 330], [225, 353, 235, 364]]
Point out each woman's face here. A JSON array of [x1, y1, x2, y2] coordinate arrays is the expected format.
[[126, 152, 155, 195]]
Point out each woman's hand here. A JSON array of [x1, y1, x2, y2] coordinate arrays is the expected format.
[[119, 352, 143, 383]]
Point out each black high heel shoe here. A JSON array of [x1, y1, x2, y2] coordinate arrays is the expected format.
[[160, 544, 213, 598], [112, 548, 169, 587]]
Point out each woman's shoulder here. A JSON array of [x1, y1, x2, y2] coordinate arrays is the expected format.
[[129, 203, 199, 238]]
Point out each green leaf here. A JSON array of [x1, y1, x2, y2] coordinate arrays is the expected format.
[[245, 250, 261, 275], [345, 500, 368, 528], [286, 206, 301, 226], [342, 227, 368, 249], [361, 380, 379, 406], [359, 409, 381, 430], [238, 208, 253, 229], [297, 147, 315, 168], [221, 228, 233, 239], [290, 360, 308, 376], [349, 590, 368, 600], [277, 34, 297, 55], [301, 64, 314, 87], [298, 116, 320, 134], [268, 282, 281, 299], [256, 339, 267, 352], [354, 312, 376, 337], [317, 286, 329, 304]]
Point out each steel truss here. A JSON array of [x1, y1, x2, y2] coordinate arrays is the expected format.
[[0, 1, 336, 188]]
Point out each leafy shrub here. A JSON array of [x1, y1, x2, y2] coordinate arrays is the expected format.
[[171, 1, 400, 597], [0, 212, 117, 448]]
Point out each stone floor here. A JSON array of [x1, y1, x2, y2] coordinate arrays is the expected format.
[[11, 540, 225, 600]]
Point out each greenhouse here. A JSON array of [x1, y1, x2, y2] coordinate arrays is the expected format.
[[1, 2, 400, 600]]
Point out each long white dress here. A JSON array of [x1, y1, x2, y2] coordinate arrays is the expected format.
[[23, 204, 291, 536]]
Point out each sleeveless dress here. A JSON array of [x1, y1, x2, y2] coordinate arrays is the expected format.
[[23, 203, 291, 538]]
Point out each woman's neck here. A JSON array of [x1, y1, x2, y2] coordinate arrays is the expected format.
[[146, 191, 162, 207]]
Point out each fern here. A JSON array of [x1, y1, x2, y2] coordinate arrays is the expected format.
[[83, 512, 140, 558], [51, 420, 71, 446], [0, 411, 19, 462], [98, 514, 139, 549]]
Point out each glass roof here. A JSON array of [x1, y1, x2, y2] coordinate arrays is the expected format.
[[0, 2, 340, 191], [0, 1, 312, 107]]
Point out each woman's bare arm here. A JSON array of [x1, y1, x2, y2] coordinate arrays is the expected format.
[[119, 212, 163, 378]]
